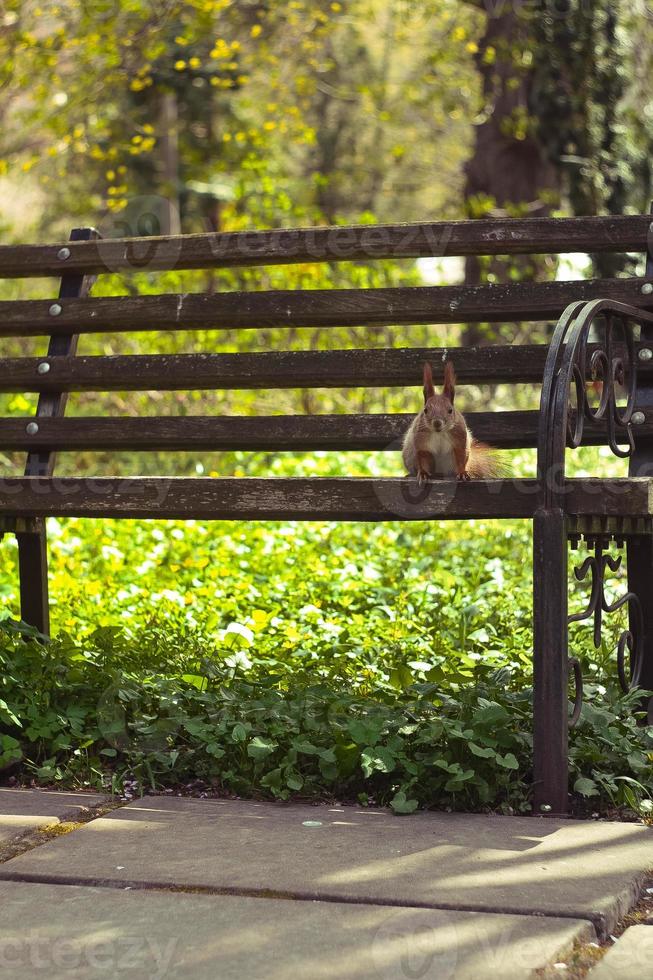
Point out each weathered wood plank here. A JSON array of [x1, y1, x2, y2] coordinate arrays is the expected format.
[[0, 347, 551, 391], [0, 477, 648, 520], [0, 215, 651, 278], [0, 342, 648, 393], [1, 410, 647, 452], [0, 278, 651, 336]]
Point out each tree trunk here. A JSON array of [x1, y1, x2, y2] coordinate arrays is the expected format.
[[159, 90, 181, 236], [463, 8, 559, 343]]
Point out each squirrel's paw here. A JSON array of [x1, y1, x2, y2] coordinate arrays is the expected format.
[[417, 469, 430, 487], [457, 471, 471, 481]]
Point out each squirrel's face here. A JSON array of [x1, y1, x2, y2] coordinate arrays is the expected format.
[[422, 394, 454, 433]]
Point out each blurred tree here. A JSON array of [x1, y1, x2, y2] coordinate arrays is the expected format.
[[305, 0, 481, 222], [463, 0, 649, 286]]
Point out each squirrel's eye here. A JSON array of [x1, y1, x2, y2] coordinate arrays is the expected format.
[[448, 408, 453, 414]]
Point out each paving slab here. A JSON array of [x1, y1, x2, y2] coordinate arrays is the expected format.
[[586, 925, 653, 979], [2, 798, 651, 937], [0, 880, 592, 979], [0, 788, 107, 845]]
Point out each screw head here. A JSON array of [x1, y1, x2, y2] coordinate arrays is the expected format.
[[25, 422, 39, 436], [642, 282, 653, 295], [36, 361, 50, 375], [639, 348, 653, 362], [48, 303, 62, 317], [57, 247, 71, 261], [539, 803, 552, 813], [632, 411, 646, 425]]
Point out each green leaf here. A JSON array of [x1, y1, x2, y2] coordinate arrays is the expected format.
[[495, 753, 519, 770], [573, 776, 599, 798], [361, 747, 396, 777], [390, 791, 419, 815], [181, 674, 206, 690], [284, 768, 304, 791], [347, 720, 382, 746], [247, 736, 278, 760], [469, 743, 495, 759], [293, 740, 320, 755], [260, 768, 283, 792], [231, 723, 248, 743]]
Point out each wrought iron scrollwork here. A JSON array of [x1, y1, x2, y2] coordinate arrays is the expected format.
[[537, 299, 653, 728], [567, 313, 637, 458], [567, 537, 644, 728], [537, 299, 653, 510]]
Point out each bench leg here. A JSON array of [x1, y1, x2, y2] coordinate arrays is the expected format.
[[533, 509, 569, 815], [16, 525, 49, 636], [627, 535, 653, 710]]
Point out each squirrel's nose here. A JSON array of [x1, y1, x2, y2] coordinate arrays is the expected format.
[[433, 420, 443, 432]]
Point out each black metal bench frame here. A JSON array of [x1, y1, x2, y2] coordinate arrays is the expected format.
[[1, 213, 653, 815]]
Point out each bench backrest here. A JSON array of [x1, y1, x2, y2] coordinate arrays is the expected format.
[[0, 215, 652, 472]]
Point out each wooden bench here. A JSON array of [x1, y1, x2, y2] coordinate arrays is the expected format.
[[1, 214, 653, 815]]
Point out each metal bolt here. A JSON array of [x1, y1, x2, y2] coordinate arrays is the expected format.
[[642, 282, 653, 295], [539, 803, 552, 813], [639, 348, 653, 362], [25, 422, 39, 435], [632, 411, 646, 425], [57, 247, 71, 261], [36, 362, 50, 375], [48, 303, 62, 316]]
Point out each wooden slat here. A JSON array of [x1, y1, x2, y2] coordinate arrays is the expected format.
[[1, 411, 648, 452], [0, 347, 551, 392], [0, 477, 648, 520], [0, 412, 525, 451], [0, 342, 648, 394], [0, 215, 651, 278], [0, 278, 652, 336]]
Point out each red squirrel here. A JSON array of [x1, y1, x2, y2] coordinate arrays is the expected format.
[[402, 361, 503, 485]]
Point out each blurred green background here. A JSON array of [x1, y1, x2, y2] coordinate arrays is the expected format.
[[0, 0, 651, 811]]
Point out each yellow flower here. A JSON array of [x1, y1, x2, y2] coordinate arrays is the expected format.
[[174, 60, 186, 70], [250, 24, 262, 38]]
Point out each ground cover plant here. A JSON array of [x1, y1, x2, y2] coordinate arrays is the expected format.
[[1, 0, 653, 817], [0, 447, 650, 817]]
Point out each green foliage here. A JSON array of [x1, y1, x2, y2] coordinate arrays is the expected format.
[[0, 504, 651, 815], [0, 0, 652, 817]]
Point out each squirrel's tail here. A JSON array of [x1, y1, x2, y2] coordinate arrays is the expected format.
[[467, 438, 510, 479]]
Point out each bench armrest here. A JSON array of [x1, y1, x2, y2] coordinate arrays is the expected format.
[[537, 298, 653, 510]]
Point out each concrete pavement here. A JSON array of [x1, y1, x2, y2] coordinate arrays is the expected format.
[[0, 793, 651, 978]]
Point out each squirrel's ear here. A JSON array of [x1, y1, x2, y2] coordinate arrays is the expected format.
[[423, 362, 435, 402], [443, 360, 456, 403]]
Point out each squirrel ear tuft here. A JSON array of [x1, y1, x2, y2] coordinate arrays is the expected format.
[[423, 362, 435, 402], [443, 360, 456, 403]]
